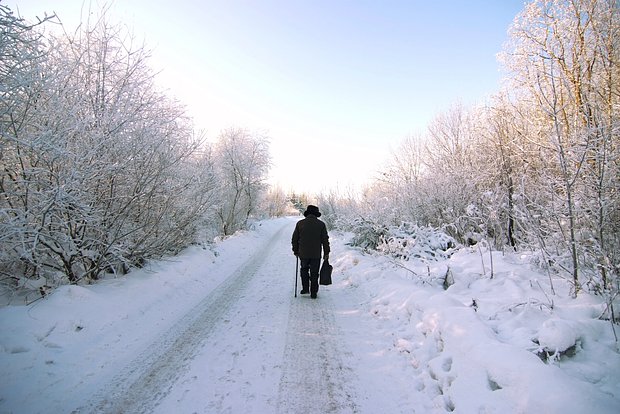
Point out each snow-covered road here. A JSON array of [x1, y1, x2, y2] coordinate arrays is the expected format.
[[74, 218, 420, 413]]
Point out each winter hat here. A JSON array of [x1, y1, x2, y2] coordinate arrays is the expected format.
[[303, 205, 321, 217]]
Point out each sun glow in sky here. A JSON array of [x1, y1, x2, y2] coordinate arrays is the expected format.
[[9, 0, 525, 194]]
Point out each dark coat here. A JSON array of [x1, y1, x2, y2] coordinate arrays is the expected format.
[[291, 215, 330, 259]]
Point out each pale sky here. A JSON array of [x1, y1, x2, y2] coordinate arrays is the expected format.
[[9, 0, 525, 194]]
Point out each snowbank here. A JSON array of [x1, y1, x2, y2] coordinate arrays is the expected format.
[[332, 233, 620, 413]]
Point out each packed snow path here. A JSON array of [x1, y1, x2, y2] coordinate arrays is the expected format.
[[78, 219, 416, 413], [277, 288, 358, 413]]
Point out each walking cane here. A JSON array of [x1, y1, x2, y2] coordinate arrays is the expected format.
[[294, 256, 299, 298]]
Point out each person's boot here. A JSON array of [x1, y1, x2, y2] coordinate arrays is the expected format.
[[300, 289, 309, 294], [311, 292, 317, 299]]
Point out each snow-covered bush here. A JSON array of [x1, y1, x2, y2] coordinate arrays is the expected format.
[[346, 217, 389, 251], [376, 222, 456, 262], [337, 215, 457, 264]]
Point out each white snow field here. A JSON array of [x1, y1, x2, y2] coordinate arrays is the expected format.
[[1, 217, 618, 413]]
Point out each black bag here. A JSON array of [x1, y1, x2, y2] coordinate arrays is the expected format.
[[319, 259, 332, 285]]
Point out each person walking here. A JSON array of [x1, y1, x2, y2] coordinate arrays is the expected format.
[[291, 205, 330, 299]]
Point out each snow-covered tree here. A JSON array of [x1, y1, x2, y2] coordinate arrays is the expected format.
[[0, 5, 59, 290], [1, 6, 219, 292], [501, 0, 620, 295], [213, 128, 270, 236], [347, 0, 619, 299]]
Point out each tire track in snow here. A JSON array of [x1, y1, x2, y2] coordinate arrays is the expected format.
[[75, 223, 290, 414], [277, 292, 359, 414]]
